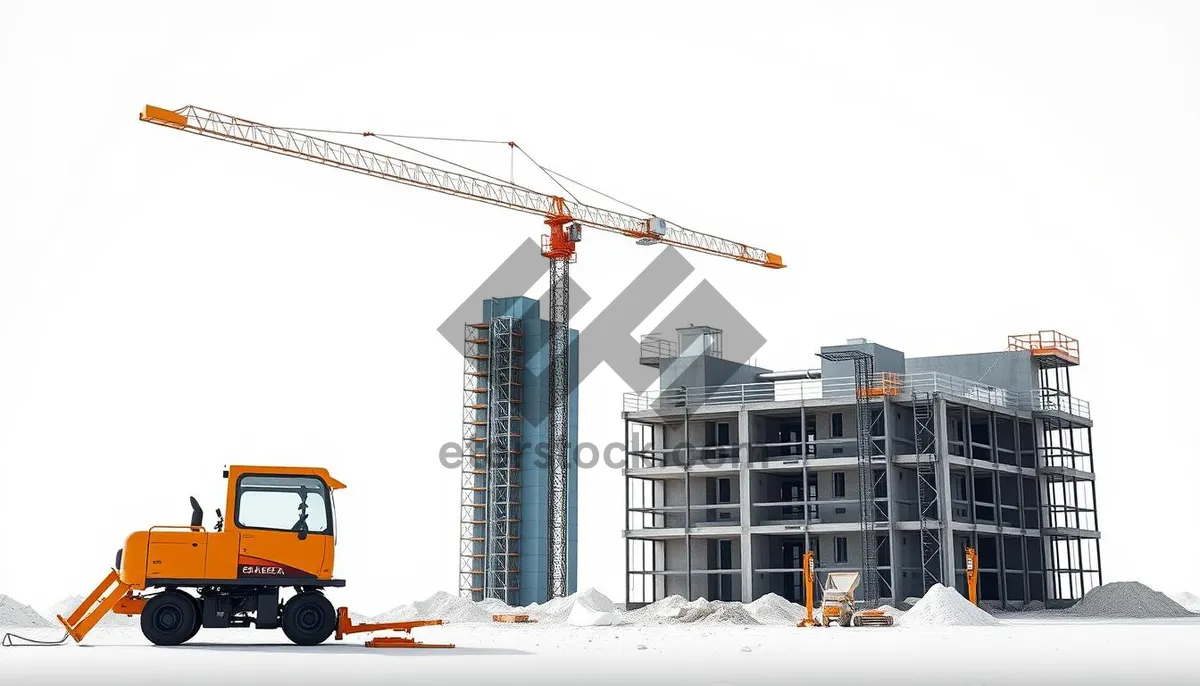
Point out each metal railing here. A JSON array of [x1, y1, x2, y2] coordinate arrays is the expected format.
[[623, 371, 1091, 420], [639, 334, 678, 362]]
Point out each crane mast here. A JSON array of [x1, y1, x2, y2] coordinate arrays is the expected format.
[[139, 104, 784, 601]]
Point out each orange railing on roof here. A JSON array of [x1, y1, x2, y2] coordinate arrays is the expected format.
[[1007, 331, 1080, 365], [861, 372, 902, 398]]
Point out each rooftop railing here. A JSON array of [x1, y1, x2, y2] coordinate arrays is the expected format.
[[623, 371, 1091, 420]]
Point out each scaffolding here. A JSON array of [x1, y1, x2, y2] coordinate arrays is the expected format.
[[912, 391, 943, 592], [484, 316, 524, 604], [1026, 335, 1100, 602], [816, 350, 886, 609], [458, 323, 490, 600]]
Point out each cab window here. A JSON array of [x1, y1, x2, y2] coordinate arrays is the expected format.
[[236, 474, 330, 535]]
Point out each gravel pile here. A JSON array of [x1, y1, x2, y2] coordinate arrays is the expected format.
[[1065, 582, 1193, 619], [0, 594, 54, 628], [897, 584, 999, 627], [697, 602, 761, 625]]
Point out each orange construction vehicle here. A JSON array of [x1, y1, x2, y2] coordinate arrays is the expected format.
[[56, 466, 451, 648]]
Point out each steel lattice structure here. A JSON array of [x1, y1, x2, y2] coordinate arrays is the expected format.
[[459, 324, 490, 599], [912, 391, 943, 592], [817, 350, 882, 609], [141, 103, 784, 600], [545, 260, 571, 599], [485, 316, 523, 603]]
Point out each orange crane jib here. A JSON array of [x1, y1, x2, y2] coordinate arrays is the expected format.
[[138, 105, 785, 269]]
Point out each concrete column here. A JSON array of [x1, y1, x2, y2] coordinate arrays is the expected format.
[[738, 408, 753, 602], [934, 395, 955, 586]]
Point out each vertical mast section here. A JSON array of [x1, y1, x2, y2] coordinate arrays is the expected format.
[[542, 197, 578, 600]]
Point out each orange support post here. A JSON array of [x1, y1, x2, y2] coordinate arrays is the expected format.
[[798, 550, 816, 627], [57, 569, 137, 643], [334, 607, 455, 649], [966, 547, 979, 606]]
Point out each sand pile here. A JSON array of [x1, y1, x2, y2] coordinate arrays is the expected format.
[[47, 595, 138, 628], [523, 588, 617, 625], [745, 593, 808, 625], [1021, 600, 1046, 612], [875, 604, 905, 619], [624, 596, 760, 626], [1170, 592, 1200, 614], [0, 594, 54, 628], [897, 584, 999, 627], [374, 591, 511, 624], [1065, 582, 1193, 619]]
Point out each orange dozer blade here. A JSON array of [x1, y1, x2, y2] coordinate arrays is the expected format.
[[57, 569, 136, 643], [335, 607, 455, 649]]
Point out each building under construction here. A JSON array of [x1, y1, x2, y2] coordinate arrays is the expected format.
[[460, 296, 579, 606], [623, 329, 1099, 609]]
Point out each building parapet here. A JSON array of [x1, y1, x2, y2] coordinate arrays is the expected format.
[[622, 371, 1090, 420]]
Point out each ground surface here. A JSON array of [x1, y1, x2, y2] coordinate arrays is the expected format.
[[3, 617, 1200, 685]]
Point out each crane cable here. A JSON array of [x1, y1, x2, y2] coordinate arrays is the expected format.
[[282, 125, 657, 223]]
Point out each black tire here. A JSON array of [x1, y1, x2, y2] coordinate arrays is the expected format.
[[281, 591, 336, 646], [838, 610, 852, 627], [141, 591, 199, 646], [184, 606, 203, 642]]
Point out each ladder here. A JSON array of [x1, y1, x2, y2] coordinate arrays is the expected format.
[[913, 392, 942, 591]]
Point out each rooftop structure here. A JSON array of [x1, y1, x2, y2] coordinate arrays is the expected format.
[[622, 329, 1097, 609]]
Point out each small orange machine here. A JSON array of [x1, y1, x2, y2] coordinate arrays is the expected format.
[[54, 466, 452, 648]]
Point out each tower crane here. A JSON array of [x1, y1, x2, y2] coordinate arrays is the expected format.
[[138, 104, 785, 600]]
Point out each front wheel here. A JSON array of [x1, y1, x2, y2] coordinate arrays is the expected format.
[[141, 590, 199, 646], [281, 591, 336, 646]]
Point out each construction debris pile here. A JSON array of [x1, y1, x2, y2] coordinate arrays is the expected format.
[[896, 584, 999, 627], [1065, 582, 1194, 619]]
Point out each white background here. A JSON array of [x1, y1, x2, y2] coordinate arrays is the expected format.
[[1, 0, 1197, 615]]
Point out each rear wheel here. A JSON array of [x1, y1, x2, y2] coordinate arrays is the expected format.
[[281, 591, 336, 646], [838, 609, 852, 627], [141, 590, 199, 646]]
